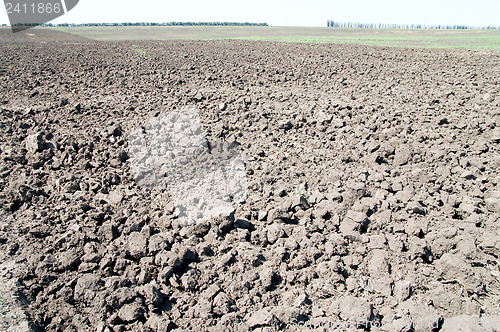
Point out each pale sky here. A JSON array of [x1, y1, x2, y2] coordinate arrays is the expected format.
[[1, 0, 499, 27]]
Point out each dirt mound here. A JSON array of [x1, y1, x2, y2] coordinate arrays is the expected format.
[[0, 40, 499, 331], [0, 27, 91, 43]]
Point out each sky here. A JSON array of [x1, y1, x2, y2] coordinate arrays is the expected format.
[[1, 0, 500, 27]]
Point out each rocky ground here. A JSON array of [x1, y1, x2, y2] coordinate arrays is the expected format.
[[0, 28, 499, 331]]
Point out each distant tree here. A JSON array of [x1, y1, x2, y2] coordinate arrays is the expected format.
[[43, 21, 262, 28], [327, 19, 496, 29]]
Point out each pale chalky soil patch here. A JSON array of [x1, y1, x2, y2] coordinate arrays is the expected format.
[[0, 213, 29, 332], [0, 258, 30, 331]]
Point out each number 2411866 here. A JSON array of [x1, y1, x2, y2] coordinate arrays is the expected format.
[[5, 2, 62, 14]]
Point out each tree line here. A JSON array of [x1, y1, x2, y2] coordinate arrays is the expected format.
[[42, 22, 268, 27], [327, 20, 499, 29]]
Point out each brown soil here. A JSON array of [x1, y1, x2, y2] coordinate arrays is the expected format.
[[0, 27, 90, 44], [0, 29, 499, 331]]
